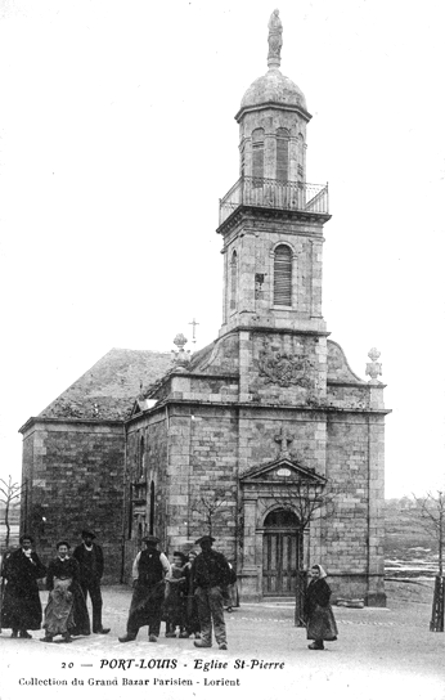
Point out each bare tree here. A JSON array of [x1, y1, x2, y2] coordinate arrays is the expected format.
[[267, 478, 336, 531], [0, 476, 23, 551], [413, 488, 445, 632], [412, 490, 445, 576], [191, 491, 228, 537]]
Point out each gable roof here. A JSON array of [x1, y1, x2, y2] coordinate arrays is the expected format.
[[37, 348, 172, 421]]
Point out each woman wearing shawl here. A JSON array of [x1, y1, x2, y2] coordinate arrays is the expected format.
[[304, 564, 338, 650], [0, 535, 46, 638], [41, 541, 90, 643]]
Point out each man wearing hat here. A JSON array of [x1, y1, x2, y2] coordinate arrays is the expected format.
[[192, 535, 231, 650], [119, 535, 171, 643], [73, 529, 110, 634]]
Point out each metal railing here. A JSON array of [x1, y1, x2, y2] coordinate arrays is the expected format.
[[219, 176, 329, 226]]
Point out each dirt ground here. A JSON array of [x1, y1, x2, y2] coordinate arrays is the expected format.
[[1, 581, 444, 700]]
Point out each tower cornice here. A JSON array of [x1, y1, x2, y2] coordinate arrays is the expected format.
[[217, 204, 331, 237], [235, 100, 312, 124]]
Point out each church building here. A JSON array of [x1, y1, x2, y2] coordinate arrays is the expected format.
[[19, 12, 389, 605]]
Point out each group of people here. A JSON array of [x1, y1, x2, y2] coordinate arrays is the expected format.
[[0, 532, 237, 650], [0, 530, 110, 643], [0, 531, 337, 652], [118, 534, 235, 650]]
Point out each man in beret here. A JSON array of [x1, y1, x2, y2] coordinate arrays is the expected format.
[[192, 535, 231, 650], [119, 535, 171, 643], [73, 529, 110, 634]]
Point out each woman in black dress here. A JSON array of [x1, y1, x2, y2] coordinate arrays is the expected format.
[[1, 534, 46, 638], [304, 564, 338, 650]]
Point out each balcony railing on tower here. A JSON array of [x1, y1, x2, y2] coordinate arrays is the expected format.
[[219, 176, 329, 226]]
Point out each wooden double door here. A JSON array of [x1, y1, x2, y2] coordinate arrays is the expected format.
[[262, 509, 301, 596]]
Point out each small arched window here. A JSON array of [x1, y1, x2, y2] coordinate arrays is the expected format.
[[264, 508, 300, 528], [276, 128, 290, 182], [230, 250, 237, 310], [138, 436, 145, 479], [274, 244, 292, 306], [252, 128, 265, 183]]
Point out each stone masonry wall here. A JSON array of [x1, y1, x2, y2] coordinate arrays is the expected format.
[[238, 409, 327, 476], [167, 405, 239, 563], [21, 421, 125, 583], [321, 414, 384, 603], [124, 414, 169, 578]]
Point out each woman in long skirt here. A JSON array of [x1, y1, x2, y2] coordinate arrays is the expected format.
[[304, 564, 338, 650], [41, 541, 90, 643]]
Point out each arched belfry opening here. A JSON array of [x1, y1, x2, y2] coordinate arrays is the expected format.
[[262, 508, 302, 596], [273, 243, 292, 306]]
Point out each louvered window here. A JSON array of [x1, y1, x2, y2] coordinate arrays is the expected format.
[[276, 128, 289, 182], [274, 245, 292, 306], [252, 128, 265, 184]]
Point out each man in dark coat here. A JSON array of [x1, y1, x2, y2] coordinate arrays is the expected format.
[[192, 535, 231, 650], [73, 529, 110, 634], [0, 534, 46, 638], [119, 535, 171, 643]]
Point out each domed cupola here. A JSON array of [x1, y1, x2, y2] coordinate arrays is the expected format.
[[239, 70, 308, 114], [235, 9, 310, 122], [233, 10, 312, 186]]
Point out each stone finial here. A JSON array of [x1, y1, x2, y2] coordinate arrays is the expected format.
[[267, 9, 283, 69], [365, 347, 382, 384], [172, 333, 190, 370]]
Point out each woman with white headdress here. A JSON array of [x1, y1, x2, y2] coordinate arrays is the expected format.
[[304, 564, 338, 650]]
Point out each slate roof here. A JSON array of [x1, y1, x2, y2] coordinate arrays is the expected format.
[[38, 348, 173, 421], [187, 341, 216, 372]]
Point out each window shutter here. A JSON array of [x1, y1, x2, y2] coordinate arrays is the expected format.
[[274, 245, 292, 306], [252, 145, 264, 180], [276, 128, 289, 182], [252, 128, 265, 183], [276, 138, 289, 181]]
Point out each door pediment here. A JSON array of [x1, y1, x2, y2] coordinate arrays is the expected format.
[[240, 458, 326, 486]]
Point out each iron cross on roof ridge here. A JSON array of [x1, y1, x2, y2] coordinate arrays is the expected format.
[[188, 317, 199, 344]]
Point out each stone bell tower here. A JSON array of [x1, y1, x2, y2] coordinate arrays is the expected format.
[[218, 9, 330, 339]]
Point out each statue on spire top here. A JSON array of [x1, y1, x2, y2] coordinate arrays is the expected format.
[[268, 9, 283, 69]]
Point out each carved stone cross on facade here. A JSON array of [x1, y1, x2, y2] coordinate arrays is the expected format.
[[274, 426, 293, 459]]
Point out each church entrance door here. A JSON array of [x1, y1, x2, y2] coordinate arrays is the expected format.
[[262, 509, 300, 596]]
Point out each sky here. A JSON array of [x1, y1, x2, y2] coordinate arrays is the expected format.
[[0, 0, 444, 498]]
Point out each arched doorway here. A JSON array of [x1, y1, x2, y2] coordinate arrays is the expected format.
[[262, 508, 301, 596]]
